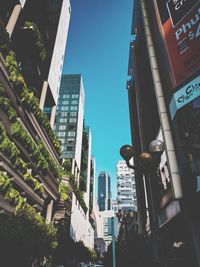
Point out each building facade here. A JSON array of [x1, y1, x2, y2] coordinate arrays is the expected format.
[[0, 0, 71, 128], [117, 159, 137, 212], [98, 171, 111, 211], [126, 0, 200, 266], [54, 74, 85, 179]]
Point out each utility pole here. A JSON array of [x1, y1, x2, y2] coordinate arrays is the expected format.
[[112, 217, 116, 267]]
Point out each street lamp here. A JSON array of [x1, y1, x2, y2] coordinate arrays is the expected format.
[[120, 140, 165, 266]]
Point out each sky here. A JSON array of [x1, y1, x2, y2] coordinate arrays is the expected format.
[[63, 0, 133, 198]]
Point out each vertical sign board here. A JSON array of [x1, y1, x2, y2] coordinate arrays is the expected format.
[[155, 0, 200, 87]]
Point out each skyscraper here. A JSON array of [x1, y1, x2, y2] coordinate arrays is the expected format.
[[117, 160, 137, 212], [54, 74, 84, 179], [98, 171, 111, 211]]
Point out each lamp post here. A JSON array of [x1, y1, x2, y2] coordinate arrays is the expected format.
[[120, 140, 165, 266]]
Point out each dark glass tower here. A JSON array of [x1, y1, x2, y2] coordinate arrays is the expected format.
[[98, 171, 111, 211]]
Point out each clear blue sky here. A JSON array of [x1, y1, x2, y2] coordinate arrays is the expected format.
[[63, 0, 133, 198]]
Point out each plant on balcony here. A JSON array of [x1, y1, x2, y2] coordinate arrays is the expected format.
[[11, 121, 49, 175], [24, 21, 47, 62], [59, 182, 69, 201], [0, 171, 11, 193], [0, 83, 5, 96], [5, 51, 61, 154], [37, 140, 61, 180], [0, 96, 17, 122], [0, 17, 11, 57], [24, 172, 44, 198], [5, 187, 26, 210], [0, 133, 20, 164]]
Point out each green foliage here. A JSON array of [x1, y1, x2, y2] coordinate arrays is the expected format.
[[0, 171, 11, 193], [5, 50, 61, 154], [24, 21, 47, 62], [0, 95, 17, 121], [0, 83, 5, 96], [37, 140, 62, 180], [59, 182, 69, 201], [11, 121, 49, 175], [62, 159, 72, 172], [0, 123, 45, 198], [0, 204, 57, 266], [0, 17, 11, 57]]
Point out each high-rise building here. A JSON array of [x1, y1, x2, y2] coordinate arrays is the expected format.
[[54, 74, 85, 179], [117, 160, 137, 212], [0, 0, 71, 223], [0, 0, 71, 128], [98, 171, 111, 211]]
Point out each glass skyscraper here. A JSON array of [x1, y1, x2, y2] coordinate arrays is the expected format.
[[98, 171, 111, 211], [54, 74, 84, 176]]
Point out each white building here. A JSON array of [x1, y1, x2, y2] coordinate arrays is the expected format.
[[70, 193, 94, 249], [117, 159, 137, 211], [98, 210, 115, 249]]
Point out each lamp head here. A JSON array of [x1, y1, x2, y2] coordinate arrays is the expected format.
[[149, 140, 164, 154], [139, 152, 153, 168], [120, 145, 134, 161]]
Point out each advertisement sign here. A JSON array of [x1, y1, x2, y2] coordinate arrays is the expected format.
[[169, 74, 200, 119], [155, 0, 200, 87]]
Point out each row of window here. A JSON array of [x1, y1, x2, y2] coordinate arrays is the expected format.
[[58, 106, 78, 111], [56, 111, 77, 117], [58, 100, 78, 105], [59, 94, 79, 99], [57, 131, 76, 137]]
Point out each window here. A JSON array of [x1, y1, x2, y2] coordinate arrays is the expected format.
[[61, 106, 69, 111], [68, 131, 76, 137], [63, 94, 70, 99], [72, 94, 79, 98], [71, 100, 78, 105], [62, 101, 69, 105], [59, 125, 66, 130], [61, 112, 67, 116], [70, 106, 78, 111], [58, 132, 66, 137], [69, 118, 77, 123], [59, 118, 67, 123], [70, 112, 77, 117]]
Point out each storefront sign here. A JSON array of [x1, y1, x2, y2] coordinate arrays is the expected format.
[[169, 75, 200, 119], [155, 0, 200, 87]]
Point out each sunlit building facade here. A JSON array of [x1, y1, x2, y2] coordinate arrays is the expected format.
[[54, 74, 84, 178]]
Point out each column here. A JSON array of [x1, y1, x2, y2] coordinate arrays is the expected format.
[[45, 200, 54, 224], [50, 105, 56, 129], [39, 81, 48, 110], [6, 4, 22, 37]]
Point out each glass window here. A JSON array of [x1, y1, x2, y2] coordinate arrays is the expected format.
[[70, 106, 78, 111], [61, 106, 69, 111], [61, 112, 67, 116], [59, 118, 67, 123], [57, 132, 66, 137], [69, 118, 77, 123], [62, 101, 69, 105], [68, 131, 76, 137], [71, 100, 78, 105], [63, 94, 70, 99], [72, 94, 79, 98], [70, 112, 77, 117], [59, 125, 66, 130]]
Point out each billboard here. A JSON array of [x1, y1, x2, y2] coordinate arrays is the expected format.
[[155, 0, 200, 87]]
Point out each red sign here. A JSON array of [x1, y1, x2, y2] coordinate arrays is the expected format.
[[155, 0, 200, 87]]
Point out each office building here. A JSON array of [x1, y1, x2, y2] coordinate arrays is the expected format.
[[117, 159, 137, 212], [54, 74, 85, 179], [98, 171, 111, 211]]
